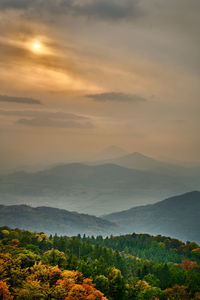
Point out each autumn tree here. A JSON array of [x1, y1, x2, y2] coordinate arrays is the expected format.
[[0, 281, 13, 300]]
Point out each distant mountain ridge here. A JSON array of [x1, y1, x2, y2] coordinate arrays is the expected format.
[[0, 204, 117, 236], [0, 191, 199, 242], [103, 151, 188, 174], [0, 162, 197, 215], [103, 191, 200, 243]]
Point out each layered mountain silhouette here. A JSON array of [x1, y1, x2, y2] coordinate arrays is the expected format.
[[0, 205, 117, 236], [109, 152, 179, 171], [96, 151, 190, 174], [1, 191, 199, 242], [0, 162, 198, 215], [103, 191, 200, 243]]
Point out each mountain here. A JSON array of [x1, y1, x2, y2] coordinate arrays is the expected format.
[[0, 204, 117, 236], [103, 191, 200, 243], [0, 163, 197, 215], [108, 152, 186, 174], [92, 152, 200, 181]]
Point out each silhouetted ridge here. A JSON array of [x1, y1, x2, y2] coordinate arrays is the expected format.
[[103, 191, 200, 243], [0, 204, 117, 236]]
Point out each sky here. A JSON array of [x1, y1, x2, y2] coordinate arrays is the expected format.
[[0, 0, 200, 171]]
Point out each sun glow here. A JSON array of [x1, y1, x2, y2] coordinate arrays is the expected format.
[[32, 41, 42, 53]]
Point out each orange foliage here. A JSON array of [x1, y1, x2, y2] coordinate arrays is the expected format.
[[0, 281, 13, 300], [180, 259, 197, 270], [0, 251, 107, 300], [56, 270, 79, 292], [49, 266, 62, 285], [10, 239, 20, 247], [65, 278, 107, 300], [66, 284, 87, 299], [56, 271, 107, 300], [162, 285, 190, 300]]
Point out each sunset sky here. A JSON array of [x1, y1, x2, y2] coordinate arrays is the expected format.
[[0, 0, 200, 171]]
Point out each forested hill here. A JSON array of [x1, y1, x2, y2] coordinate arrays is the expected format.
[[0, 227, 200, 299], [0, 204, 117, 236], [103, 191, 200, 243]]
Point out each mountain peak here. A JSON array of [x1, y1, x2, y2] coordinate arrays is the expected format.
[[109, 151, 161, 171]]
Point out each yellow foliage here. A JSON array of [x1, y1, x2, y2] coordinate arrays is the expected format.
[[1, 230, 9, 236]]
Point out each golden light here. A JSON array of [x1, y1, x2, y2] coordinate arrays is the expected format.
[[26, 37, 54, 56], [32, 41, 42, 53]]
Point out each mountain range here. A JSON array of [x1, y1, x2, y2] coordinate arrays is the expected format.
[[0, 158, 199, 215], [0, 191, 199, 242], [103, 191, 200, 243], [1, 151, 200, 215], [0, 204, 117, 236], [93, 151, 199, 175]]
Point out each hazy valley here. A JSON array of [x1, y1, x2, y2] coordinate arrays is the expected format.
[[0, 152, 200, 216]]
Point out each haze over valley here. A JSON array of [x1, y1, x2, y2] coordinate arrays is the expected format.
[[1, 149, 200, 215]]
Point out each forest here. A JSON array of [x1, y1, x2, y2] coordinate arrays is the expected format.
[[0, 227, 200, 299]]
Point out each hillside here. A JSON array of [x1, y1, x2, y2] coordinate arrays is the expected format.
[[103, 191, 200, 243], [0, 162, 198, 215], [1, 227, 200, 299], [0, 204, 117, 236]]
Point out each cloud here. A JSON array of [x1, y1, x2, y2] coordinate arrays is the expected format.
[[0, 0, 32, 9], [0, 109, 88, 120], [0, 0, 142, 21], [71, 0, 141, 21], [0, 95, 42, 105], [86, 92, 147, 103], [0, 109, 94, 128], [17, 117, 94, 128]]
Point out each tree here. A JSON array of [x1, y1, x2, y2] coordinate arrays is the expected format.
[[13, 276, 50, 300], [95, 275, 109, 297], [109, 269, 125, 300], [43, 249, 66, 267], [49, 266, 62, 286], [0, 281, 13, 300], [67, 284, 87, 300], [181, 259, 197, 271], [162, 285, 190, 300]]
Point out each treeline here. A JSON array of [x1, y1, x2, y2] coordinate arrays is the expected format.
[[82, 233, 200, 263], [0, 227, 200, 299]]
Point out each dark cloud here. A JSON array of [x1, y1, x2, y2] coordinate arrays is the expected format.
[[0, 0, 141, 21], [0, 0, 31, 9], [0, 109, 94, 128], [0, 95, 41, 105], [17, 117, 94, 128], [0, 109, 88, 120], [87, 92, 147, 103], [72, 0, 141, 21]]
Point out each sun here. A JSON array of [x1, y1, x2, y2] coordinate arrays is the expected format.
[[33, 42, 41, 51], [31, 41, 43, 53], [27, 37, 52, 56], [28, 40, 44, 54]]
